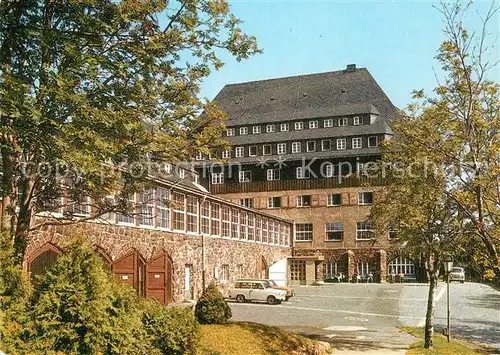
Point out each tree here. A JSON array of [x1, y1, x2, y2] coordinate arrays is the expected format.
[[0, 0, 261, 263], [194, 282, 232, 324], [398, 1, 499, 278]]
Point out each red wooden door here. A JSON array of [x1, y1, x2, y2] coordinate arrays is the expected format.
[[146, 253, 172, 304], [113, 251, 136, 289]]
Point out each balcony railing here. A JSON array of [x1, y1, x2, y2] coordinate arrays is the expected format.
[[211, 175, 387, 194]]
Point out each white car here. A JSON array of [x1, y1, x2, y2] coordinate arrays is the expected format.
[[449, 267, 465, 283], [228, 280, 287, 305]]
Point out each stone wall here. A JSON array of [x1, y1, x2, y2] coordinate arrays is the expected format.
[[26, 221, 291, 302]]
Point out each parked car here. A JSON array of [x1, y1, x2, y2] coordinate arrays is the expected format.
[[236, 278, 295, 300], [449, 267, 465, 283], [228, 280, 287, 305]]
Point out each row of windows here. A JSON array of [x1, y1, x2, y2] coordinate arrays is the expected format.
[[60, 188, 292, 247], [295, 222, 397, 242], [226, 116, 366, 137], [212, 164, 373, 184], [238, 192, 373, 209], [209, 137, 379, 160]]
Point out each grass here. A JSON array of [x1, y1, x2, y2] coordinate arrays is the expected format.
[[198, 321, 330, 355], [401, 326, 496, 354]]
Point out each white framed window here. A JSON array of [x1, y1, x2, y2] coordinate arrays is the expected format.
[[389, 226, 398, 240], [309, 120, 318, 129], [263, 144, 272, 155], [297, 195, 311, 207], [295, 223, 313, 241], [249, 146, 257, 156], [324, 119, 333, 128], [358, 191, 373, 205], [239, 170, 252, 183], [352, 137, 362, 149], [368, 136, 378, 147], [157, 188, 170, 229], [211, 203, 220, 236], [220, 264, 229, 281], [277, 143, 286, 155], [186, 195, 198, 233], [356, 221, 374, 240], [267, 196, 281, 209], [357, 262, 370, 277], [240, 198, 253, 208], [322, 140, 331, 151], [139, 188, 154, 226], [266, 124, 275, 133], [178, 168, 186, 179], [306, 141, 316, 152], [240, 211, 248, 239], [235, 146, 244, 157], [240, 127, 248, 135], [339, 117, 348, 126], [227, 128, 235, 136], [336, 138, 346, 150], [267, 168, 280, 181], [296, 167, 310, 179], [248, 214, 255, 241], [327, 193, 342, 206], [292, 142, 301, 153], [326, 222, 343, 241], [252, 126, 261, 134], [222, 150, 231, 159], [231, 209, 239, 238], [294, 122, 304, 130], [280, 123, 289, 131], [211, 172, 224, 184], [388, 257, 416, 277], [172, 192, 185, 231], [325, 163, 335, 177], [221, 206, 230, 237], [354, 116, 361, 125], [164, 163, 172, 174], [200, 201, 210, 235]]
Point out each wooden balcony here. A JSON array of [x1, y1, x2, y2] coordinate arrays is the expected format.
[[211, 175, 388, 195]]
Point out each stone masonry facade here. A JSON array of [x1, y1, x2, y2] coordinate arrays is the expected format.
[[26, 221, 291, 303]]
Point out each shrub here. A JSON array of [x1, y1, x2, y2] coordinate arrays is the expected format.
[[195, 282, 232, 324], [22, 239, 157, 354], [142, 300, 199, 354]]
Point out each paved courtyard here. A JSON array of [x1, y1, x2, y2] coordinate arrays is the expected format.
[[228, 282, 500, 352]]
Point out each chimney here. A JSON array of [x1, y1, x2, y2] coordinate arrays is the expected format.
[[346, 64, 356, 72]]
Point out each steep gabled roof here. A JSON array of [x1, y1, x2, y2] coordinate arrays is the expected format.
[[213, 66, 398, 126]]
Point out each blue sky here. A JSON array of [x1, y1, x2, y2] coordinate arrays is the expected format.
[[199, 0, 499, 108]]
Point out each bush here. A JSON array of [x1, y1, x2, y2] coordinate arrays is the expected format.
[[16, 239, 156, 354], [195, 282, 232, 324], [142, 301, 199, 354]]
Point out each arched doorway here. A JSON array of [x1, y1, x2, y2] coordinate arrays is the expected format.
[[388, 257, 416, 279], [256, 256, 269, 279], [147, 252, 173, 304], [28, 244, 61, 282], [113, 250, 146, 297], [94, 247, 112, 270]]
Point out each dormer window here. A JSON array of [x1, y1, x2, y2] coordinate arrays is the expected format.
[[324, 119, 333, 128], [280, 123, 289, 132], [266, 124, 275, 133], [252, 126, 261, 134], [222, 150, 231, 159], [292, 142, 301, 153], [277, 143, 286, 155], [240, 127, 248, 135], [339, 118, 348, 126], [227, 128, 235, 136], [354, 116, 361, 125], [295, 122, 304, 130], [309, 120, 318, 129], [336, 138, 346, 150], [368, 136, 378, 147], [352, 137, 362, 149], [178, 168, 186, 179]]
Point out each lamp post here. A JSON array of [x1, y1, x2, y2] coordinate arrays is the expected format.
[[443, 259, 454, 343]]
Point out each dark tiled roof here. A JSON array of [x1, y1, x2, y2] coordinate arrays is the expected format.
[[228, 119, 392, 146], [213, 67, 398, 126]]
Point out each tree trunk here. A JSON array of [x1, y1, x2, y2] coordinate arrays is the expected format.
[[424, 271, 438, 348]]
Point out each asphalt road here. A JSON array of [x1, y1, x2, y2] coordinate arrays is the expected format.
[[228, 282, 500, 351]]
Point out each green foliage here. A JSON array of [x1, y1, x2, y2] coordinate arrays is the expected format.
[[2, 239, 158, 354], [0, 0, 261, 261], [142, 301, 200, 355], [195, 282, 232, 324]]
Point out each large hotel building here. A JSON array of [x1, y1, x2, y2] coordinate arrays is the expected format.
[[196, 64, 422, 284]]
